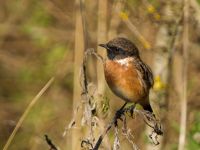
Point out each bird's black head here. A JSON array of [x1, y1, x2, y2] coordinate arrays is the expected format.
[[99, 37, 140, 60]]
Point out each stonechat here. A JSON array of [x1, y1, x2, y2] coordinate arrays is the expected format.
[[99, 37, 154, 112]]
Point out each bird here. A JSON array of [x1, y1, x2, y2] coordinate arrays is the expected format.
[[99, 37, 154, 113]]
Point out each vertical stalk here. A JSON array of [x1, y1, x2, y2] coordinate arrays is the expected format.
[[178, 0, 189, 149], [147, 1, 182, 149], [72, 0, 85, 149], [97, 0, 107, 93], [108, 0, 124, 39]]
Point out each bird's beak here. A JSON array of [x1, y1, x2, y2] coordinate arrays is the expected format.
[[98, 44, 107, 49]]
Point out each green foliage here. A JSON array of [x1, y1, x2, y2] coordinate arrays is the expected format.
[[7, 0, 23, 13], [170, 143, 178, 150], [127, 0, 140, 6], [19, 67, 34, 83], [100, 96, 110, 114], [29, 2, 53, 27], [143, 131, 149, 144], [26, 99, 54, 124], [171, 120, 180, 133], [21, 1, 53, 48], [147, 0, 160, 10], [44, 44, 68, 74], [9, 98, 55, 150], [197, 0, 200, 5], [62, 72, 74, 91], [187, 111, 200, 150]]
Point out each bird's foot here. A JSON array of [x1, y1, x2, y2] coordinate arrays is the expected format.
[[125, 104, 136, 118]]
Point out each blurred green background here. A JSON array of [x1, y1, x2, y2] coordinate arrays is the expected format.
[[0, 0, 200, 150]]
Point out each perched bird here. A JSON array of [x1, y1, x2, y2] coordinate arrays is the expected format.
[[99, 37, 154, 112]]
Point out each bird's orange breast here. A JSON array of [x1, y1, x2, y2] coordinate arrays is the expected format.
[[104, 59, 146, 103]]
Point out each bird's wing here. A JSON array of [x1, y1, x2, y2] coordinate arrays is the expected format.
[[134, 58, 154, 89]]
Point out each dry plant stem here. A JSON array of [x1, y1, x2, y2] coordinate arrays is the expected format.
[[148, 2, 183, 150], [66, 49, 103, 150], [85, 48, 104, 63], [97, 0, 107, 94], [108, 0, 125, 39], [45, 134, 58, 150], [113, 126, 120, 150], [62, 105, 79, 137], [92, 104, 163, 150], [178, 0, 189, 149], [80, 0, 88, 48], [79, 49, 104, 150], [81, 49, 94, 142], [72, 0, 86, 149], [161, 15, 183, 76], [47, 0, 71, 21], [122, 116, 138, 150], [3, 77, 55, 150], [121, 16, 151, 50]]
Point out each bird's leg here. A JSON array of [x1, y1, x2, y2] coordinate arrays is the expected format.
[[119, 102, 128, 111], [114, 102, 127, 126], [125, 103, 136, 118], [117, 102, 128, 115]]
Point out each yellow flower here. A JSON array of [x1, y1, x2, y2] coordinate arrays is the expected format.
[[154, 13, 161, 20], [147, 5, 155, 13], [147, 5, 161, 21], [153, 76, 165, 91], [119, 12, 128, 20]]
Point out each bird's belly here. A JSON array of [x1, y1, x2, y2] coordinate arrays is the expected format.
[[104, 60, 146, 103]]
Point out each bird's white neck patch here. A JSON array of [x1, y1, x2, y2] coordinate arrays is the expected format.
[[115, 57, 133, 67]]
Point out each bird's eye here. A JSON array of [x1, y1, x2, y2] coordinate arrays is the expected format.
[[109, 46, 123, 54], [115, 48, 124, 55], [115, 48, 119, 52]]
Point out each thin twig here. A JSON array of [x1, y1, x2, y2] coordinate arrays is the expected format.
[[119, 11, 152, 50], [45, 134, 58, 150], [62, 105, 79, 137], [3, 77, 55, 150], [122, 116, 139, 150], [113, 126, 120, 150]]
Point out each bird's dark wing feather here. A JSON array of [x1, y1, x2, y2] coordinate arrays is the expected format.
[[134, 58, 154, 89]]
